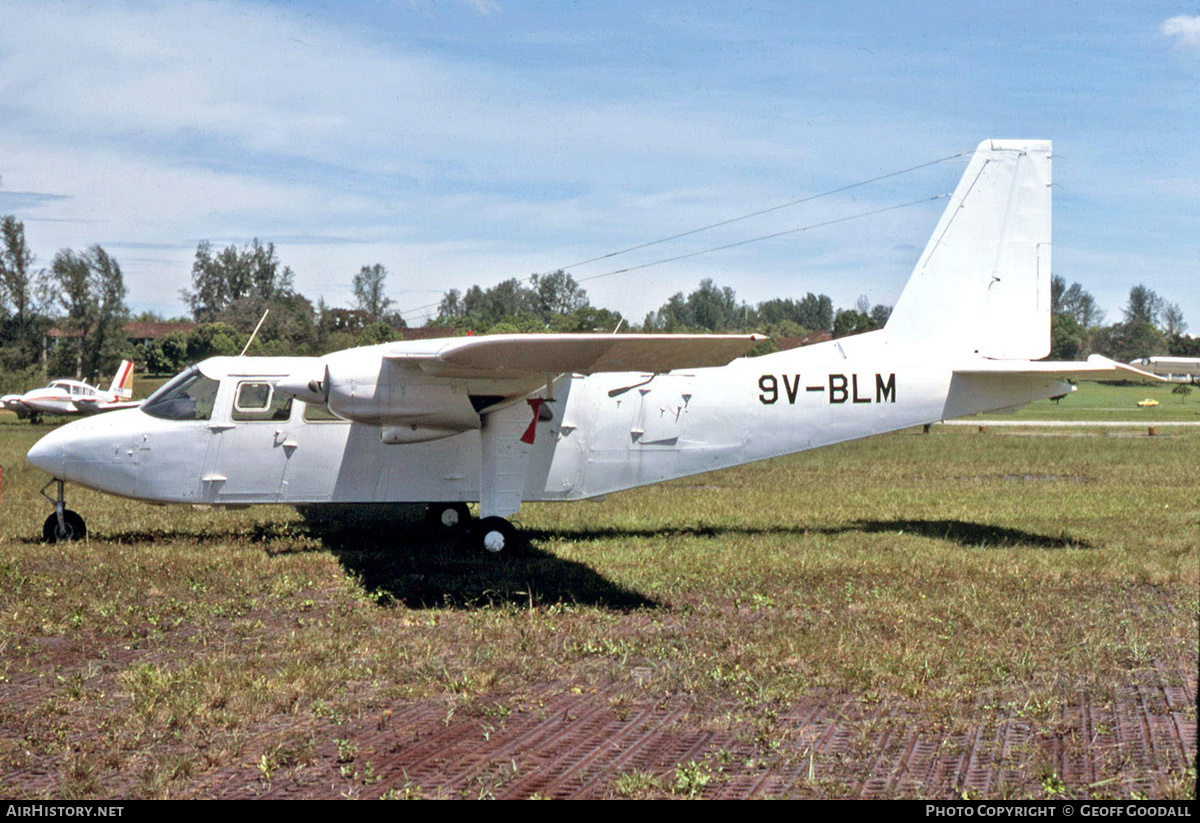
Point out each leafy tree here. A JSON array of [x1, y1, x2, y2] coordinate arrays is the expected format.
[[795, 292, 834, 331], [1162, 302, 1187, 337], [80, 246, 129, 380], [438, 289, 466, 320], [1049, 312, 1086, 360], [352, 263, 393, 319], [530, 270, 588, 322], [1049, 276, 1103, 359], [183, 239, 295, 322], [0, 215, 47, 367], [355, 320, 400, 346], [186, 323, 242, 361], [1122, 284, 1163, 327], [1168, 333, 1200, 358], [48, 249, 91, 376], [218, 292, 317, 354], [547, 305, 624, 333], [320, 306, 375, 336], [1051, 276, 1104, 328], [681, 279, 740, 331], [1171, 383, 1193, 404], [1089, 318, 1167, 362], [470, 278, 536, 325], [643, 279, 746, 332], [753, 298, 804, 328], [434, 274, 591, 332], [142, 331, 190, 375], [832, 308, 875, 338]]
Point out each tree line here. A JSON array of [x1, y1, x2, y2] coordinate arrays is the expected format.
[[1, 213, 1194, 391], [1050, 277, 1195, 361]]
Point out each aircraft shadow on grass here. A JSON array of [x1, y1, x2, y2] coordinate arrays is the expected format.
[[307, 516, 1090, 610], [521, 518, 1094, 551], [302, 519, 660, 612], [74, 516, 1087, 612]]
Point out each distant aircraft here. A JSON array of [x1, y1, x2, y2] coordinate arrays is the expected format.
[[26, 140, 1160, 547], [2, 361, 136, 421], [1128, 357, 1200, 382]]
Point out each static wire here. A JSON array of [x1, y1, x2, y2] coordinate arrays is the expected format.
[[397, 150, 970, 320]]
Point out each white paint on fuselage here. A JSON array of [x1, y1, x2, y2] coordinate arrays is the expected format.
[[26, 331, 1070, 510]]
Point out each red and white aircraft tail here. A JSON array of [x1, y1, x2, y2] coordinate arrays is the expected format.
[[107, 360, 135, 401]]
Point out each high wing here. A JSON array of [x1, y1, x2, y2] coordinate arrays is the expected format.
[[281, 332, 766, 430], [384, 333, 766, 378]]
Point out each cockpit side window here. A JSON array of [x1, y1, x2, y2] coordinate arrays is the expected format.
[[232, 381, 292, 422], [142, 368, 220, 421]]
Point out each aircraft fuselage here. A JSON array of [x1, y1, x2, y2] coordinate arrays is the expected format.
[[25, 332, 1070, 509]]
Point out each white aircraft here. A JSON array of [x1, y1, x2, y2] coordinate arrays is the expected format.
[[1128, 356, 1199, 381], [26, 140, 1159, 547], [2, 361, 136, 421]]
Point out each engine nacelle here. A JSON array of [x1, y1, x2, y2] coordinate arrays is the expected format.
[[277, 368, 329, 405], [321, 355, 483, 435]]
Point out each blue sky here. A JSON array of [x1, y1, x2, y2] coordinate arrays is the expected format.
[[0, 1, 1196, 330]]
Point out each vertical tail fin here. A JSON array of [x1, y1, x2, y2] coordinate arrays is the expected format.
[[885, 140, 1052, 359], [109, 360, 134, 400]]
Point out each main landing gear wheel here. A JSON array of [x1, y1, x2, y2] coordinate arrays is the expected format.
[[43, 510, 86, 543], [426, 502, 471, 531], [474, 516, 517, 554]]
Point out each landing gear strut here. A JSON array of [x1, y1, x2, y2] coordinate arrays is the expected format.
[[40, 479, 87, 543]]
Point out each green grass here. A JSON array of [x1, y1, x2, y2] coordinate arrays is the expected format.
[[977, 380, 1200, 421], [0, 419, 1195, 799]]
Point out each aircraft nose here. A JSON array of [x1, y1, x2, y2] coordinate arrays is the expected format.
[[26, 428, 66, 476]]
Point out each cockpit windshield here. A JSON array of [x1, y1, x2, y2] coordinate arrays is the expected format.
[[141, 366, 220, 421]]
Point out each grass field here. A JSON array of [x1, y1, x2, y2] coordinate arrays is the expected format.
[[0, 388, 1195, 799]]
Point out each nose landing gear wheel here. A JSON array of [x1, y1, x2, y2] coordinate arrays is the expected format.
[[43, 510, 87, 543], [39, 479, 86, 543], [474, 516, 517, 554]]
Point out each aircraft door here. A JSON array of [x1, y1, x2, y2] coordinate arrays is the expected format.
[[205, 379, 294, 502]]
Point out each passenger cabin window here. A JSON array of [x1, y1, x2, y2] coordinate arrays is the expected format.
[[232, 381, 292, 422], [142, 368, 220, 421]]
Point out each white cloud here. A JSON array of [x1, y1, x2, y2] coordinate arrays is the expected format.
[[1162, 15, 1200, 49], [0, 2, 1194, 325]]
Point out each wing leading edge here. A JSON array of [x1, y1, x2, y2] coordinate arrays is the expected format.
[[385, 333, 766, 378]]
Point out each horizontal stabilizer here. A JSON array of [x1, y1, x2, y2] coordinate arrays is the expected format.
[[953, 354, 1165, 383], [386, 333, 765, 378]]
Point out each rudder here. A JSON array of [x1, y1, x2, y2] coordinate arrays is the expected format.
[[885, 140, 1052, 359]]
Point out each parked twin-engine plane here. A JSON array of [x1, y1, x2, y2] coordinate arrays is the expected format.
[[2, 361, 136, 421], [26, 140, 1158, 549]]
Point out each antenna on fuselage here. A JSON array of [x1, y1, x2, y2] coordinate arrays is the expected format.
[[239, 310, 270, 357]]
